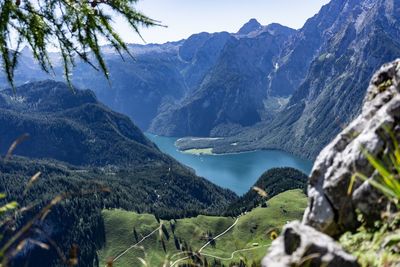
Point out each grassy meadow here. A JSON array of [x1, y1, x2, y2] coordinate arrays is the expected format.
[[98, 189, 307, 267]]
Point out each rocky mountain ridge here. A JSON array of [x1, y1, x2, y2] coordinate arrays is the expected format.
[[176, 0, 400, 160], [0, 19, 294, 131]]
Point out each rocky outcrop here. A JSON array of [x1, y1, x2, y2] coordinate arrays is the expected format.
[[263, 59, 400, 266], [262, 221, 359, 267]]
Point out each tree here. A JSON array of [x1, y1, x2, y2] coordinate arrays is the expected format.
[[174, 236, 180, 250], [161, 224, 170, 240], [0, 0, 159, 88], [133, 227, 139, 242]]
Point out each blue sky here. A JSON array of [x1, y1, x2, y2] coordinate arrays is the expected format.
[[113, 0, 330, 44]]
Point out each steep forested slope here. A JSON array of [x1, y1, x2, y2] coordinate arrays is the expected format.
[[0, 80, 162, 166]]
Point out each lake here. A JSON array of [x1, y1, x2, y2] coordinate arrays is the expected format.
[[146, 134, 313, 195]]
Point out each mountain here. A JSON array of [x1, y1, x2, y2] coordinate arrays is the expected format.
[[0, 32, 235, 131], [174, 0, 400, 159], [149, 22, 296, 136], [237, 18, 262, 35], [257, 0, 400, 158], [0, 80, 236, 210], [75, 20, 294, 135], [0, 80, 164, 166], [0, 43, 188, 130]]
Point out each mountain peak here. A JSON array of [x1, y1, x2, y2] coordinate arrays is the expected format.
[[20, 45, 32, 57], [237, 18, 262, 34]]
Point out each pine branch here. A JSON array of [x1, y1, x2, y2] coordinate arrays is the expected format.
[[0, 0, 159, 89]]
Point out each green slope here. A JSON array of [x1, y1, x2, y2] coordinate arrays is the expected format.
[[99, 189, 307, 267]]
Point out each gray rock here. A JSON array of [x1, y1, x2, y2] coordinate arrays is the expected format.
[[262, 221, 359, 267], [303, 59, 400, 236]]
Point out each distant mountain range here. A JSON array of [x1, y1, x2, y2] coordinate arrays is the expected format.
[[1, 0, 399, 159], [149, 22, 295, 137]]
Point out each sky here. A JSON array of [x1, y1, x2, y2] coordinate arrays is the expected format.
[[113, 0, 331, 45]]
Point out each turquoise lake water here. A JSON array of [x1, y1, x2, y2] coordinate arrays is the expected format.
[[146, 134, 313, 195]]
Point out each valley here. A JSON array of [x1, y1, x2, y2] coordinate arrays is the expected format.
[[0, 80, 310, 266], [0, 82, 237, 267], [0, 0, 398, 266]]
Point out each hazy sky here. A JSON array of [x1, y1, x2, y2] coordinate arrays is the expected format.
[[113, 0, 331, 45]]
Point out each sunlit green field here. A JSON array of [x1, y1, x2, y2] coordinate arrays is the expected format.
[[181, 148, 214, 155], [98, 189, 307, 267]]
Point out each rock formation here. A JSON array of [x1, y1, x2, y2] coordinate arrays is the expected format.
[[304, 59, 400, 236], [262, 221, 359, 267]]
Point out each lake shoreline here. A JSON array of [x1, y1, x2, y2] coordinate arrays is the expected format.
[[173, 135, 314, 162], [178, 147, 291, 158], [146, 133, 313, 195]]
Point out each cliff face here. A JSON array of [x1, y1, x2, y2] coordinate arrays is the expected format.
[[261, 0, 400, 159], [262, 60, 400, 266]]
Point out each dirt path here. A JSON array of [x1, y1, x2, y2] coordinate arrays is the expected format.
[[200, 244, 270, 261], [170, 217, 239, 267], [198, 217, 239, 252], [107, 226, 161, 266], [109, 216, 247, 267]]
